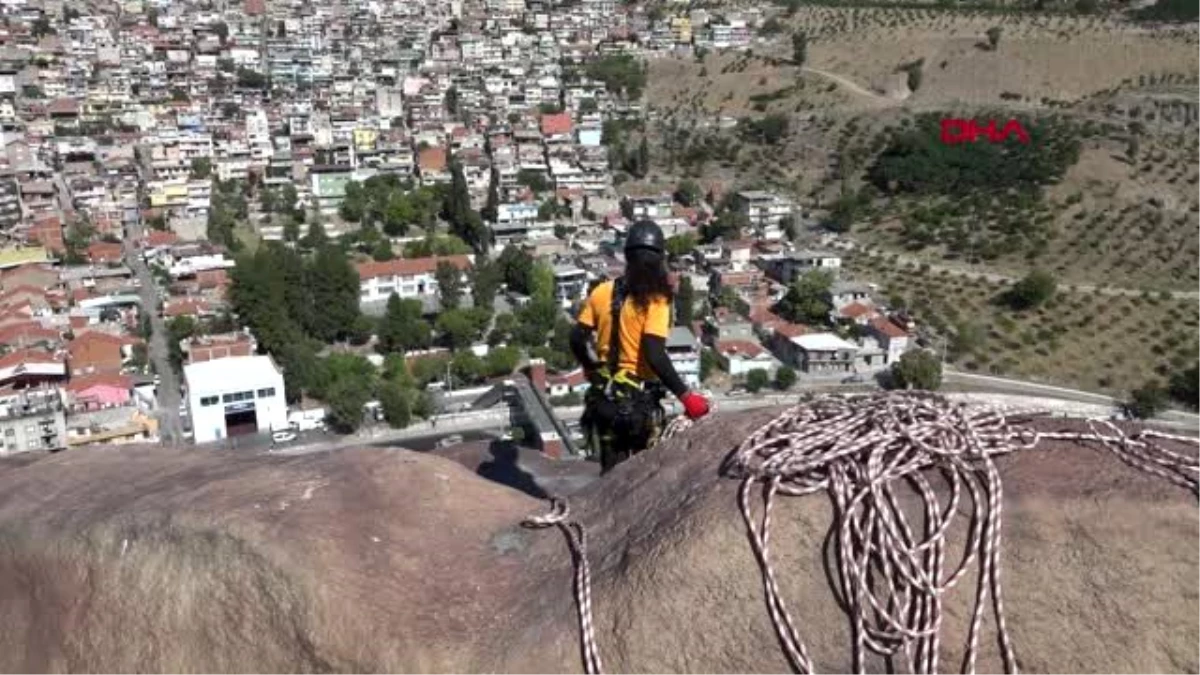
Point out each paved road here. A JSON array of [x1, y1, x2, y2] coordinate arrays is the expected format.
[[123, 219, 183, 442]]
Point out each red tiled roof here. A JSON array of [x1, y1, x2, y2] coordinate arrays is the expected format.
[[717, 339, 765, 358], [356, 255, 472, 281], [540, 112, 572, 136], [144, 230, 179, 247], [67, 372, 132, 393], [47, 98, 81, 115], [774, 322, 812, 339], [0, 348, 61, 369], [0, 321, 59, 348], [164, 298, 212, 317], [869, 317, 908, 339], [840, 302, 875, 319], [417, 146, 448, 173], [87, 241, 123, 263]]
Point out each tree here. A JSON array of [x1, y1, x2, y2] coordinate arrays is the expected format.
[[746, 368, 770, 393], [371, 239, 394, 261], [700, 348, 719, 382], [450, 350, 485, 384], [517, 169, 549, 193], [774, 365, 797, 390], [444, 163, 489, 253], [212, 20, 229, 43], [497, 245, 536, 295], [986, 26, 1003, 51], [635, 138, 650, 178], [302, 220, 328, 250], [190, 157, 212, 180], [791, 32, 808, 67], [445, 85, 459, 115], [1004, 270, 1057, 311], [470, 257, 503, 310], [378, 381, 412, 429], [31, 16, 56, 38], [1127, 382, 1168, 419], [666, 233, 698, 258], [779, 215, 798, 241], [485, 345, 521, 377], [436, 309, 480, 351], [378, 294, 432, 354], [585, 54, 648, 99], [324, 374, 371, 433], [676, 276, 695, 325], [1126, 136, 1140, 162], [775, 270, 834, 325], [435, 261, 465, 310], [889, 350, 943, 391], [307, 244, 362, 342], [1168, 365, 1198, 409], [675, 180, 702, 207]]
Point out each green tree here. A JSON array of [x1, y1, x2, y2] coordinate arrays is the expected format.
[[190, 157, 212, 180], [497, 245, 536, 294], [283, 217, 300, 244], [444, 163, 489, 253], [324, 375, 371, 433], [378, 294, 432, 354], [775, 270, 834, 325], [889, 350, 943, 391], [436, 308, 481, 351], [779, 215, 798, 241], [378, 381, 412, 429], [585, 54, 647, 99], [665, 233, 698, 258], [307, 244, 362, 342], [676, 276, 695, 325], [302, 220, 328, 250], [1005, 270, 1057, 311], [791, 32, 808, 66], [746, 368, 770, 393], [489, 312, 518, 346], [774, 365, 797, 390], [700, 348, 720, 382], [517, 169, 549, 193], [986, 26, 1003, 51], [1168, 364, 1198, 410], [470, 257, 503, 310], [435, 261, 465, 310], [450, 350, 485, 384], [371, 238, 394, 261], [675, 180, 702, 207], [485, 345, 521, 377], [1127, 382, 1168, 419]]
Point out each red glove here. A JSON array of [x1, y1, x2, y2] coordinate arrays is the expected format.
[[679, 391, 711, 420]]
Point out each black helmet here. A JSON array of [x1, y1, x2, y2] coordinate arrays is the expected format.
[[625, 219, 665, 255]]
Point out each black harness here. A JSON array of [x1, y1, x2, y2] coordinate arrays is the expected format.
[[583, 278, 666, 444]]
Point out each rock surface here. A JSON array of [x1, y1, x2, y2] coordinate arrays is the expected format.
[[0, 408, 1194, 673]]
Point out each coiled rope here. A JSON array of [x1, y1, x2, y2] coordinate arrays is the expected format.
[[522, 392, 1199, 675]]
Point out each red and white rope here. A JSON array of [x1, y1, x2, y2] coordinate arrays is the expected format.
[[524, 392, 1198, 674]]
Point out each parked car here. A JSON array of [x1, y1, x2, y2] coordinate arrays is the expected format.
[[842, 374, 865, 384], [272, 430, 297, 444], [436, 434, 464, 448]]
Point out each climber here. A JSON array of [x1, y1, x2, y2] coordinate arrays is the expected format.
[[569, 219, 712, 474]]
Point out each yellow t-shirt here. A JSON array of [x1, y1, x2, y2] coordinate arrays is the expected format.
[[577, 280, 672, 381]]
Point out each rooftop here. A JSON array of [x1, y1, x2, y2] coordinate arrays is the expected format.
[[790, 332, 860, 352], [183, 355, 282, 394]]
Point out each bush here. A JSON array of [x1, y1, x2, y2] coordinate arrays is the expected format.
[[774, 366, 797, 390], [1004, 271, 1057, 311], [1126, 382, 1168, 419], [746, 369, 770, 393]]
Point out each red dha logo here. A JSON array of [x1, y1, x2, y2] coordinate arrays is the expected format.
[[940, 119, 1031, 145]]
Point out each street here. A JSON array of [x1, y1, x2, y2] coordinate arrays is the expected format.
[[124, 217, 184, 443]]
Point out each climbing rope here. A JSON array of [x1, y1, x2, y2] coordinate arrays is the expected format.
[[521, 496, 604, 675], [522, 392, 1199, 675]]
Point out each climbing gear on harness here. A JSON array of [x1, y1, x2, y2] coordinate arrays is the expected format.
[[523, 392, 1200, 675], [581, 277, 666, 448]]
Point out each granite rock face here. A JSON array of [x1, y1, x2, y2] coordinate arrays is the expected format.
[[0, 408, 1194, 673]]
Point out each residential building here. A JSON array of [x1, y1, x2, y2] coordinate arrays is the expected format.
[[0, 387, 68, 455], [665, 326, 701, 389], [356, 255, 474, 311], [715, 339, 779, 377], [734, 191, 793, 228], [552, 263, 588, 309], [867, 317, 912, 365], [781, 333, 859, 376]]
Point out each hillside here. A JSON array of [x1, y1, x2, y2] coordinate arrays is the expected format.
[[0, 407, 1194, 672]]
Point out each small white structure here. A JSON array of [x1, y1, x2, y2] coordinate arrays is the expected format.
[[184, 355, 288, 444]]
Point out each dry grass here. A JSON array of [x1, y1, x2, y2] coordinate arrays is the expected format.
[[845, 252, 1199, 394]]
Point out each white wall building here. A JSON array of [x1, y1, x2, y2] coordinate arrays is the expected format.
[[356, 255, 474, 307], [184, 356, 288, 444], [666, 326, 702, 389]]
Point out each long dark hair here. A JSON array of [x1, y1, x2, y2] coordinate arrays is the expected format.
[[624, 248, 673, 311]]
